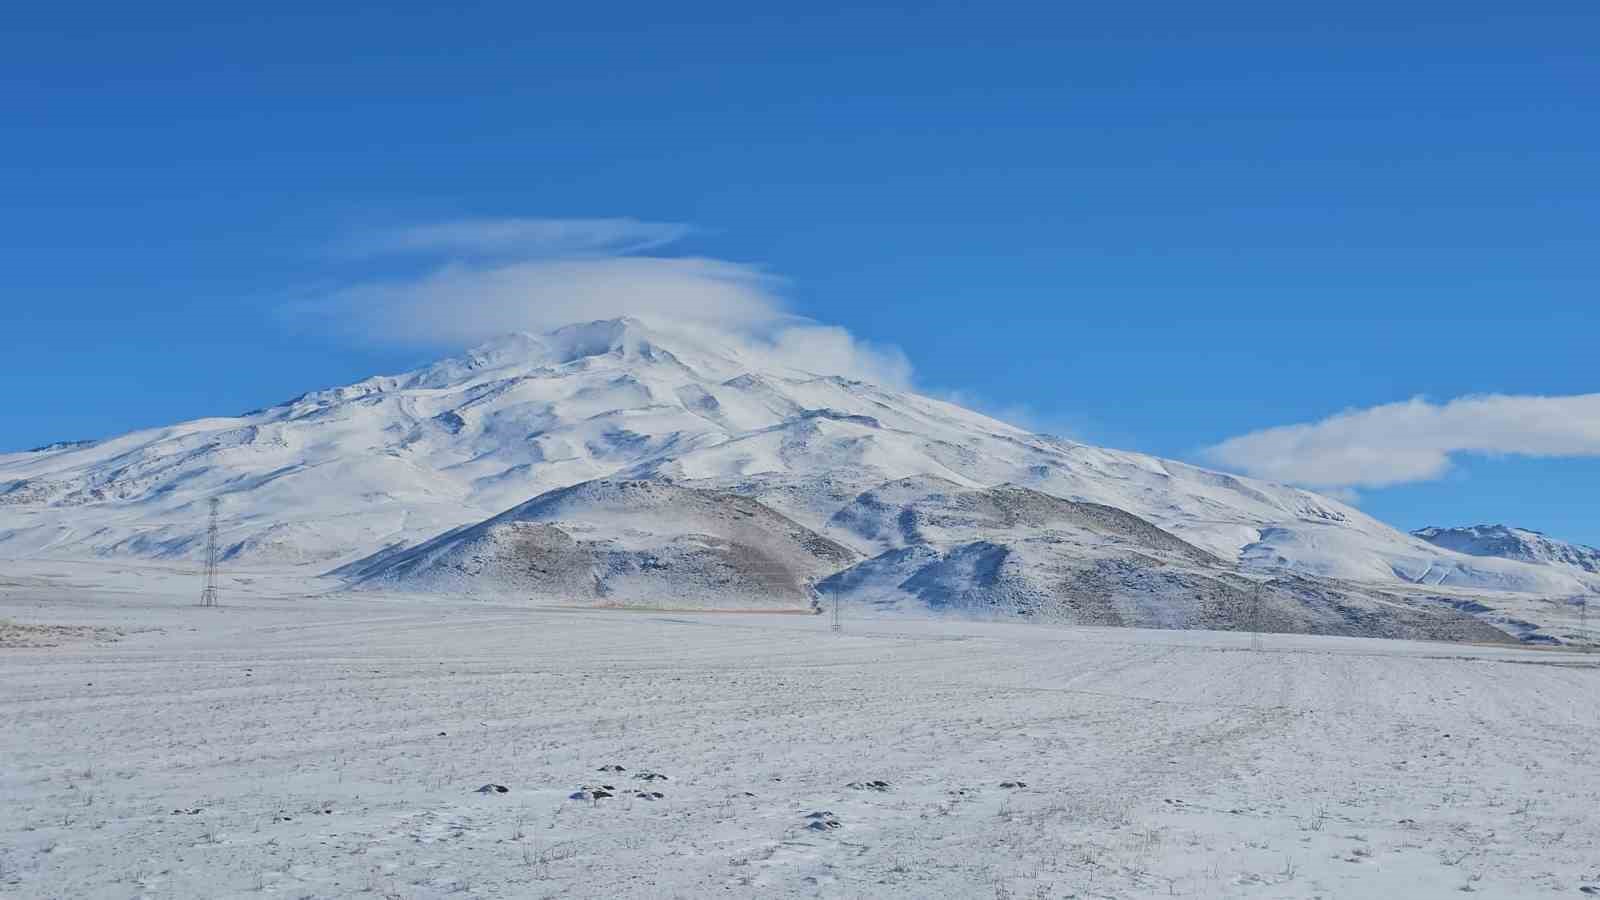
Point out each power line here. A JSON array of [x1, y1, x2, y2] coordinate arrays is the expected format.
[[199, 498, 221, 608]]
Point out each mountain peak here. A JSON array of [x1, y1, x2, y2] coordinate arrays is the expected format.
[[409, 317, 735, 389], [459, 317, 657, 363], [544, 317, 660, 362]]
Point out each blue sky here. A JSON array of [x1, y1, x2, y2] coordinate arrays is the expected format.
[[4, 2, 1598, 544]]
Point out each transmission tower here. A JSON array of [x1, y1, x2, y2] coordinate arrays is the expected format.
[[199, 497, 221, 607], [832, 589, 842, 634], [1249, 582, 1264, 652]]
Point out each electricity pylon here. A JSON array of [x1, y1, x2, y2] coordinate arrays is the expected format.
[[1249, 582, 1264, 652], [199, 498, 221, 607]]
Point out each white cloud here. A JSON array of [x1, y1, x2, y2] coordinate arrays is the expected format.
[[311, 256, 786, 344], [296, 217, 913, 387], [760, 324, 914, 390], [336, 217, 693, 259], [1323, 487, 1364, 506], [1203, 394, 1600, 488]]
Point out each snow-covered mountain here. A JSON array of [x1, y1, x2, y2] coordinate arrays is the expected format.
[[1414, 525, 1600, 575], [2, 317, 1595, 624]]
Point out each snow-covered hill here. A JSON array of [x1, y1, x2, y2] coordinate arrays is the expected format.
[[339, 479, 856, 609], [1414, 524, 1600, 575], [803, 476, 1509, 641], [2, 317, 1595, 626]]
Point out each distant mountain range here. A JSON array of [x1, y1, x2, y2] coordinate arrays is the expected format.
[[3, 317, 1594, 642], [1414, 525, 1600, 575]]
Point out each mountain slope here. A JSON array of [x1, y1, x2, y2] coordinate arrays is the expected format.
[[1414, 525, 1600, 575], [806, 477, 1510, 642], [342, 479, 854, 608], [3, 317, 1595, 618], [342, 472, 1509, 640]]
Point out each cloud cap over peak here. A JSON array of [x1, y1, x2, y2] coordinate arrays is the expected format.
[[1203, 393, 1600, 488], [293, 216, 913, 388]]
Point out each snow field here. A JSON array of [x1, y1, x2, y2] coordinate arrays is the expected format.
[[2, 566, 1598, 898]]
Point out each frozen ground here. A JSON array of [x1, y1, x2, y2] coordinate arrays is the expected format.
[[2, 562, 1598, 899]]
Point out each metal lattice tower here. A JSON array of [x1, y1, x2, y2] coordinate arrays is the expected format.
[[199, 497, 221, 607], [1249, 582, 1264, 652], [832, 588, 842, 634]]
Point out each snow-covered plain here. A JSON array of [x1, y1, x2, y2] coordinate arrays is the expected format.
[[4, 562, 1597, 899]]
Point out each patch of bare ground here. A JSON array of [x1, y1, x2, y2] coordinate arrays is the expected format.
[[0, 619, 122, 648]]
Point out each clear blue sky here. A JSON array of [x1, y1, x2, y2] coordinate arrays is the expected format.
[[4, 2, 1598, 544]]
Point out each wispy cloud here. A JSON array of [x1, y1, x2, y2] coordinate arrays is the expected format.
[[336, 217, 694, 259], [294, 216, 913, 387], [1203, 394, 1600, 488], [759, 324, 914, 390]]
